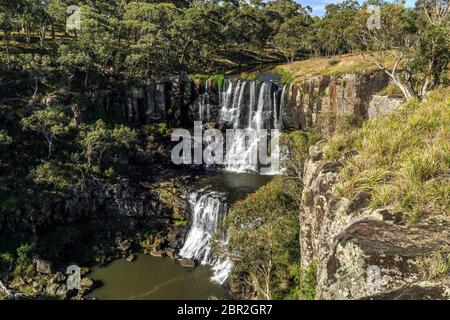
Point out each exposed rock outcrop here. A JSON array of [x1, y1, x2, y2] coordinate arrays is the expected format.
[[284, 71, 390, 130], [300, 143, 450, 300], [94, 71, 390, 131], [368, 95, 404, 119]]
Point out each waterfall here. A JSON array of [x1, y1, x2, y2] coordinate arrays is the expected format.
[[180, 78, 287, 285], [217, 80, 286, 175], [197, 81, 211, 121], [179, 189, 231, 284]]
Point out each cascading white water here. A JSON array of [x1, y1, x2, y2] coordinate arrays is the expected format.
[[218, 80, 286, 174], [181, 78, 287, 286], [179, 189, 231, 284], [197, 81, 211, 121]]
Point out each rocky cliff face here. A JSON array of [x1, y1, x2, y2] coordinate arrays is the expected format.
[[95, 70, 390, 130], [299, 143, 450, 300], [283, 71, 390, 130], [0, 178, 185, 235]]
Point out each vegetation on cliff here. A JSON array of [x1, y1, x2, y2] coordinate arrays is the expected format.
[[324, 87, 450, 223], [221, 132, 318, 300], [1, 0, 449, 300]]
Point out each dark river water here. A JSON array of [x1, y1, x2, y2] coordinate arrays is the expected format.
[[86, 172, 272, 300], [86, 254, 227, 300]]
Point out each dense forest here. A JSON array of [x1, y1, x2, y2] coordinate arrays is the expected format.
[[1, 0, 449, 301], [1, 0, 448, 94]]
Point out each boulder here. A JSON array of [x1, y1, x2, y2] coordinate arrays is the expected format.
[[32, 282, 44, 293], [363, 281, 450, 300], [153, 236, 168, 251], [126, 254, 137, 262], [46, 283, 60, 295], [150, 250, 166, 258], [119, 240, 131, 252], [56, 284, 68, 299], [165, 248, 176, 259], [368, 95, 404, 119], [35, 258, 53, 274], [179, 258, 196, 269], [52, 272, 66, 284]]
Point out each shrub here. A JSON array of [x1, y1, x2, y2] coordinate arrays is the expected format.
[[33, 161, 71, 190], [222, 177, 302, 300]]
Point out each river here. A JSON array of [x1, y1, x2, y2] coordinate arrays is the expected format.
[[86, 78, 283, 300]]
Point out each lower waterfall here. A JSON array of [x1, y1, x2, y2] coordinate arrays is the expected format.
[[179, 189, 231, 284]]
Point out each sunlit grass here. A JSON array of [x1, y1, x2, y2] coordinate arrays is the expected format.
[[324, 87, 450, 222], [274, 52, 397, 82]]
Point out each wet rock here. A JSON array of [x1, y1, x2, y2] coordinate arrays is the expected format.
[[52, 272, 66, 284], [35, 258, 53, 274], [150, 250, 166, 258], [119, 240, 131, 252], [179, 258, 196, 269], [165, 248, 176, 259], [126, 254, 137, 262]]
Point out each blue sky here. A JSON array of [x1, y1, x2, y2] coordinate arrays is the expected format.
[[302, 0, 417, 16]]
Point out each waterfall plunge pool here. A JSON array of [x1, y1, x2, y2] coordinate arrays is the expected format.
[[87, 78, 281, 299], [87, 172, 272, 300]]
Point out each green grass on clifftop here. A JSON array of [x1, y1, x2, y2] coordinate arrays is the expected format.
[[324, 87, 450, 223], [274, 53, 397, 83]]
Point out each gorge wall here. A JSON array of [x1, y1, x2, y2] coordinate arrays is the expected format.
[[300, 143, 450, 300], [94, 70, 391, 130]]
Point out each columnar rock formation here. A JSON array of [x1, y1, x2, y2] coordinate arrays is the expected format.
[[95, 70, 391, 130]]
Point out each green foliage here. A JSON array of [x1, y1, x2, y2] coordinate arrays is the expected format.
[[33, 161, 71, 191], [21, 107, 69, 158], [143, 123, 168, 136], [280, 131, 317, 178], [223, 177, 302, 300], [80, 120, 137, 168]]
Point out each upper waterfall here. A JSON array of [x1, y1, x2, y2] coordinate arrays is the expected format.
[[194, 78, 288, 175]]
